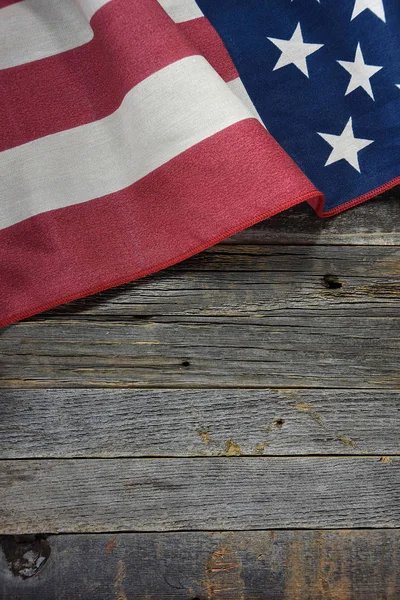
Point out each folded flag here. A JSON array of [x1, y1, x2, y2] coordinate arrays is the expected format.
[[0, 0, 398, 327], [191, 0, 400, 214]]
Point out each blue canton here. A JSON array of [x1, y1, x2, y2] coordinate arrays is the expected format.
[[195, 0, 400, 210]]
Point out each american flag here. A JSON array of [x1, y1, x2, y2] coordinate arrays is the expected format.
[[0, 0, 398, 326]]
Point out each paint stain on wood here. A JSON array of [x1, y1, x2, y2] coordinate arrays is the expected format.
[[337, 435, 356, 448], [380, 456, 393, 464], [114, 559, 127, 600], [206, 546, 245, 600], [225, 440, 241, 456], [316, 533, 351, 600], [199, 430, 210, 445], [295, 402, 359, 450], [294, 403, 313, 411], [255, 442, 266, 454], [294, 402, 324, 426], [308, 411, 325, 427], [105, 535, 118, 554], [285, 532, 351, 600], [387, 533, 398, 600], [284, 535, 307, 600]]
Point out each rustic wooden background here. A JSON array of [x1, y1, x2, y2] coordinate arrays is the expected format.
[[0, 193, 399, 599]]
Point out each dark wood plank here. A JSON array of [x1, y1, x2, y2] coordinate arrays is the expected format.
[[1, 315, 398, 388], [1, 530, 399, 599], [35, 244, 400, 319], [0, 457, 398, 532], [1, 389, 399, 458], [227, 191, 400, 245]]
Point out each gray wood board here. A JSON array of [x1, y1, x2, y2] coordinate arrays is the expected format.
[[31, 244, 400, 319], [0, 457, 398, 532], [227, 192, 400, 245], [1, 389, 399, 458], [1, 530, 399, 599], [1, 315, 398, 388]]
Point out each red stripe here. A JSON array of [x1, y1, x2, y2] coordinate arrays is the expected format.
[[178, 17, 239, 82], [0, 0, 196, 151], [0, 0, 22, 7], [0, 120, 321, 327]]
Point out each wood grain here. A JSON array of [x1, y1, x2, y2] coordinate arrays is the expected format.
[[1, 530, 399, 599], [1, 315, 398, 388], [1, 389, 399, 458], [1, 243, 398, 388], [31, 244, 400, 319], [0, 190, 399, 598], [228, 192, 400, 245], [0, 457, 398, 532]]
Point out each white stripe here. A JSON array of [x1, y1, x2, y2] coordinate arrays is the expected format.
[[157, 0, 203, 23], [0, 0, 111, 69], [227, 78, 264, 125], [0, 56, 253, 230]]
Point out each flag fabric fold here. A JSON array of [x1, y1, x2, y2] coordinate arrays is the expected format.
[[0, 0, 398, 326], [192, 0, 400, 214]]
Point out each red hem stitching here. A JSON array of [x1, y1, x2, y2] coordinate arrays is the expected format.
[[312, 176, 400, 218]]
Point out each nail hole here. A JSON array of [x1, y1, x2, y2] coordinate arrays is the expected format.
[[181, 360, 190, 367], [275, 418, 285, 428], [323, 274, 342, 289]]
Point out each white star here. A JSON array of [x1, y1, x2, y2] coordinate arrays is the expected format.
[[317, 117, 374, 172], [351, 0, 385, 22], [337, 43, 382, 99], [267, 23, 323, 77], [396, 84, 400, 89]]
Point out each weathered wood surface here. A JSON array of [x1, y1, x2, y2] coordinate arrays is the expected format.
[[0, 457, 398, 532], [1, 530, 399, 599], [0, 196, 399, 591], [1, 243, 398, 388], [1, 389, 399, 458], [1, 315, 398, 388], [228, 193, 400, 245], [30, 244, 400, 319]]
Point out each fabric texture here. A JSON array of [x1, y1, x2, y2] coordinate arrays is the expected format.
[[0, 0, 398, 326], [195, 0, 400, 214]]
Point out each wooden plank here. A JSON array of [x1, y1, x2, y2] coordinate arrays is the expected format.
[[1, 389, 399, 458], [227, 191, 400, 245], [1, 315, 398, 388], [1, 245, 398, 387], [0, 457, 398, 532], [1, 530, 399, 599], [36, 244, 400, 319]]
